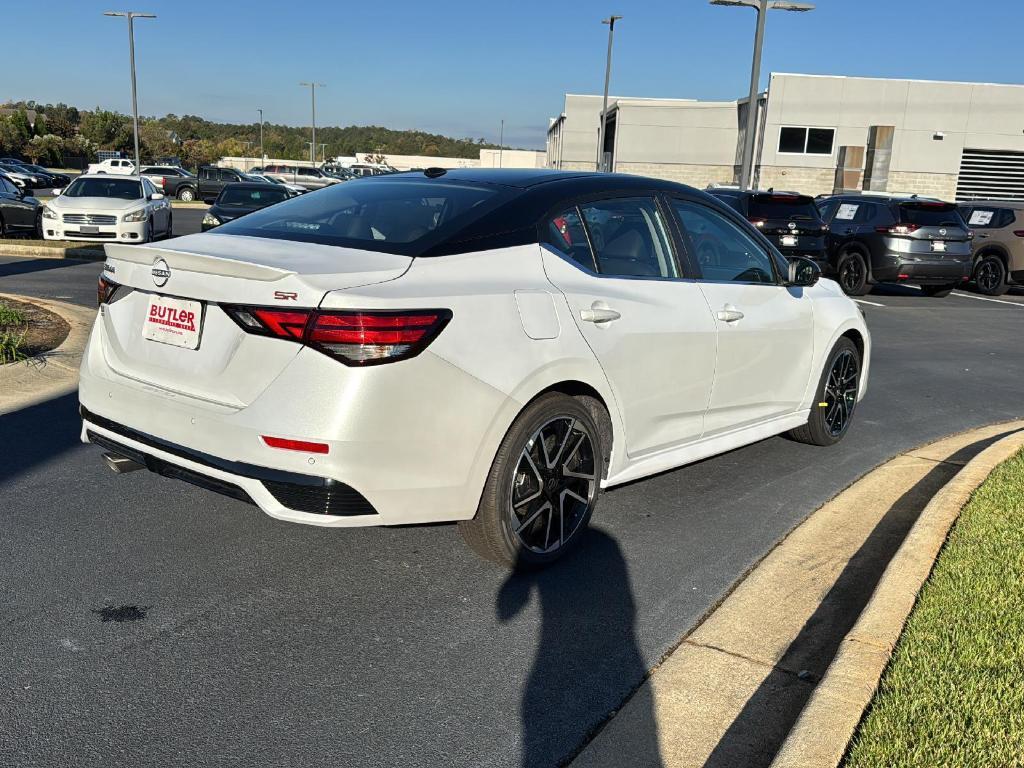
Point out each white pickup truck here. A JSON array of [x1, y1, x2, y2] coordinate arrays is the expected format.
[[86, 158, 137, 175]]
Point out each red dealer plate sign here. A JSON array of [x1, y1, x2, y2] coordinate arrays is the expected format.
[[143, 294, 202, 350]]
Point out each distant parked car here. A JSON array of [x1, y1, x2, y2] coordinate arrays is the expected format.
[[141, 165, 199, 201], [86, 158, 137, 175], [15, 163, 71, 188], [816, 193, 972, 297], [0, 172, 43, 238], [197, 166, 248, 203], [201, 182, 291, 231], [262, 164, 341, 191], [707, 188, 828, 270], [0, 163, 45, 190], [957, 201, 1024, 296], [41, 174, 171, 243], [243, 173, 306, 196]]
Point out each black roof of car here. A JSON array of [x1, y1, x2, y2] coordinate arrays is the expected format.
[[219, 182, 283, 191]]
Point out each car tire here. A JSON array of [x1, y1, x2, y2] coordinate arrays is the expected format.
[[837, 251, 869, 296], [0, 213, 6, 238], [459, 392, 604, 569], [920, 284, 955, 298], [165, 213, 173, 239], [788, 337, 861, 447], [177, 187, 196, 202], [34, 211, 43, 240], [141, 217, 153, 244], [973, 254, 1008, 296]]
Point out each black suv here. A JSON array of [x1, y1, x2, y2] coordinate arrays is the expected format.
[[707, 188, 828, 269], [817, 194, 972, 297], [197, 166, 248, 204]]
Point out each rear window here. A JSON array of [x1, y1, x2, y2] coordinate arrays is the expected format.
[[899, 203, 965, 227], [218, 187, 289, 207], [214, 178, 509, 255], [64, 177, 142, 200], [748, 194, 820, 221]]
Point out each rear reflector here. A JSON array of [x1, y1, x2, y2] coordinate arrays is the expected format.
[[222, 305, 452, 366], [261, 435, 330, 454]]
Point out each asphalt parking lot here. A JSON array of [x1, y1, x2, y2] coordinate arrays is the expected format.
[[1, 257, 1022, 767]]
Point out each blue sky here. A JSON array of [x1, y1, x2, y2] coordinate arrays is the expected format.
[[4, 0, 1022, 149]]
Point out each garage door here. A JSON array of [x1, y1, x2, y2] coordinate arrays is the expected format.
[[955, 148, 1024, 201]]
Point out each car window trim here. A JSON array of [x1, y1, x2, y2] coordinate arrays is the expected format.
[[666, 195, 785, 286]]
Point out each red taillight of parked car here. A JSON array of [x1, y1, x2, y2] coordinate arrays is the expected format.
[[876, 223, 921, 235], [748, 218, 766, 228], [97, 275, 120, 306], [221, 305, 452, 366]]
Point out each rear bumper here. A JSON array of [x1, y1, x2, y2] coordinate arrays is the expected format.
[[873, 253, 972, 284]]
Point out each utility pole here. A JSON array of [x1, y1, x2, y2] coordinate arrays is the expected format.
[[104, 10, 156, 173], [498, 119, 504, 168], [710, 0, 814, 188], [597, 14, 622, 171], [299, 82, 325, 165], [257, 108, 264, 167]]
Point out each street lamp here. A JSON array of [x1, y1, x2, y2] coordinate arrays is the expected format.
[[710, 0, 814, 189], [597, 14, 622, 171], [299, 82, 325, 165], [257, 108, 265, 168], [104, 10, 156, 174], [498, 119, 504, 168]]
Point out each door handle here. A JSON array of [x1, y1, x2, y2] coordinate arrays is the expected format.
[[580, 307, 621, 324], [717, 307, 744, 323]]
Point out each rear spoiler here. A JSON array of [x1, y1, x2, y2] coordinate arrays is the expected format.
[[104, 243, 295, 282]]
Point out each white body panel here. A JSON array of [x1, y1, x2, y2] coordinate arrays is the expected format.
[[79, 233, 870, 528]]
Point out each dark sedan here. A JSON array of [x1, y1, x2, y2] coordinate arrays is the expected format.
[[201, 182, 291, 231], [16, 163, 71, 189], [0, 172, 43, 237]]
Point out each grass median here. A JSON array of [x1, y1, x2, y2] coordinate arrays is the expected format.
[[845, 448, 1024, 767]]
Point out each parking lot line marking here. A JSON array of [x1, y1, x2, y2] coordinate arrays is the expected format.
[[951, 292, 1024, 307], [853, 299, 885, 307]]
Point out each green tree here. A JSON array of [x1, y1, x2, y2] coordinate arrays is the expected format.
[[42, 103, 79, 138], [8, 109, 32, 145], [79, 109, 132, 150], [139, 120, 176, 160], [0, 117, 23, 155], [26, 135, 66, 166]]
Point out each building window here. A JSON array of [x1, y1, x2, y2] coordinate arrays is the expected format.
[[778, 126, 835, 155]]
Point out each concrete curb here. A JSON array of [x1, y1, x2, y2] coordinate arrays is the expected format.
[[770, 427, 1024, 768], [0, 293, 96, 415], [0, 243, 105, 261]]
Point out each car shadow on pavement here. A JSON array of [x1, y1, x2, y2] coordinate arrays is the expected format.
[[0, 257, 94, 279], [498, 529, 663, 768], [0, 390, 82, 485], [702, 428, 1019, 768]]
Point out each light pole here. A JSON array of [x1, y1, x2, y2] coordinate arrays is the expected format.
[[710, 0, 814, 189], [299, 82, 325, 165], [498, 119, 504, 168], [597, 14, 622, 172], [257, 108, 264, 167], [104, 10, 155, 174]]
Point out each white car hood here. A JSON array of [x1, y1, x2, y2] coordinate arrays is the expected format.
[[50, 196, 142, 212]]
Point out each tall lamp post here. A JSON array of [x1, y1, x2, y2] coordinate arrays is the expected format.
[[257, 108, 265, 167], [299, 82, 325, 165], [597, 14, 622, 172], [498, 119, 504, 168], [710, 0, 814, 189], [104, 10, 156, 174]]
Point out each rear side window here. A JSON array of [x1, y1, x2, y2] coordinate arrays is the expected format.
[[579, 198, 678, 279], [961, 206, 1009, 229], [542, 207, 596, 272], [219, 187, 289, 207], [748, 194, 820, 221], [817, 199, 839, 222], [899, 203, 965, 227], [215, 178, 509, 255]]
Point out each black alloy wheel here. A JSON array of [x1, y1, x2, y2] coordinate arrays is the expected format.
[[837, 251, 868, 295], [974, 255, 1008, 296]]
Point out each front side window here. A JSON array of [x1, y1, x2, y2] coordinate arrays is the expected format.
[[579, 197, 677, 278], [778, 126, 835, 155], [218, 187, 289, 207], [542, 207, 595, 272], [672, 200, 777, 284], [64, 177, 143, 200], [0, 176, 16, 195], [215, 178, 508, 255]]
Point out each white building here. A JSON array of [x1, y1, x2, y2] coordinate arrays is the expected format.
[[547, 73, 1024, 201]]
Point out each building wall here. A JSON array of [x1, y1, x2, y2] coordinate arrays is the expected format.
[[547, 94, 611, 169], [615, 162, 735, 187], [759, 73, 1024, 197], [478, 149, 546, 168]]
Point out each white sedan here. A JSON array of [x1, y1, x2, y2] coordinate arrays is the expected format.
[[79, 169, 870, 568], [42, 175, 172, 243]]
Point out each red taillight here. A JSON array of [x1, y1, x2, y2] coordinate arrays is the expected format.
[[876, 223, 921, 235], [97, 274, 119, 306], [222, 305, 451, 366], [261, 435, 330, 454], [748, 218, 766, 228], [1013, 230, 1024, 238]]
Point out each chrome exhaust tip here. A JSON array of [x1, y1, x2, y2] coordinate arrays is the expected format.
[[103, 452, 144, 474]]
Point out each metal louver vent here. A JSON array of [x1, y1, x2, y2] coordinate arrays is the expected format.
[[956, 149, 1024, 201]]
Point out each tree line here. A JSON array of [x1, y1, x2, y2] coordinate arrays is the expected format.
[[0, 101, 504, 168]]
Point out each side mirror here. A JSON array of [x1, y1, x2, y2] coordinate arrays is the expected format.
[[787, 257, 821, 287], [150, 192, 165, 200], [52, 188, 63, 196]]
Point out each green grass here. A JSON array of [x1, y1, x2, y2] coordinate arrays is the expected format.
[[845, 448, 1024, 768], [0, 302, 28, 364]]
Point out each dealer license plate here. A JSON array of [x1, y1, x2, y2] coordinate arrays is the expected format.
[[143, 294, 202, 350], [931, 240, 946, 252], [781, 235, 798, 247], [80, 225, 99, 234]]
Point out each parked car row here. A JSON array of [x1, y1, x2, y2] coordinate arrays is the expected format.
[[0, 158, 72, 190], [706, 187, 1023, 298]]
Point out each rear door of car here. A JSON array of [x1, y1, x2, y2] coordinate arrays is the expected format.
[[669, 196, 815, 434], [540, 194, 718, 457], [0, 174, 33, 229]]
